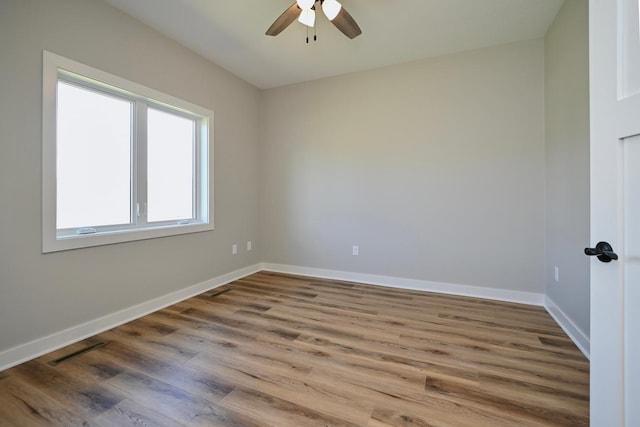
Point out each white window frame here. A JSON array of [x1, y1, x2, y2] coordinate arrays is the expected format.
[[42, 51, 214, 253]]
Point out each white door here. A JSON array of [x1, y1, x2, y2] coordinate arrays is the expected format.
[[589, 0, 640, 425]]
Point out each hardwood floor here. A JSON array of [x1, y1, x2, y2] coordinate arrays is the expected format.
[[0, 272, 589, 426]]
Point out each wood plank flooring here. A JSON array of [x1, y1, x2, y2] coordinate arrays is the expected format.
[[0, 272, 589, 426]]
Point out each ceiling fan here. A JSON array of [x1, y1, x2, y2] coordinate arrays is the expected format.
[[265, 0, 362, 39]]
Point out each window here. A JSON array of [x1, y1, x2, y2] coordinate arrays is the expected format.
[[42, 51, 213, 252]]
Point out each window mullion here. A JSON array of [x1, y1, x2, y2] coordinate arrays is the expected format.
[[135, 102, 148, 226]]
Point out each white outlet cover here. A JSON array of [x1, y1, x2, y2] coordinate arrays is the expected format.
[[247, 241, 252, 251], [232, 244, 238, 255]]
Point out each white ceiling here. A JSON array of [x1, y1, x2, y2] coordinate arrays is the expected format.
[[101, 0, 564, 89]]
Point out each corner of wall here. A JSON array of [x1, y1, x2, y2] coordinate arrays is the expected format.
[[544, 295, 590, 359]]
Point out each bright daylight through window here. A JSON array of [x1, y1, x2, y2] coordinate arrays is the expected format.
[[42, 51, 213, 252]]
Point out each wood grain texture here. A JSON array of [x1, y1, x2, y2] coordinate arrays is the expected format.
[[331, 6, 362, 39], [0, 272, 589, 426], [265, 3, 301, 36]]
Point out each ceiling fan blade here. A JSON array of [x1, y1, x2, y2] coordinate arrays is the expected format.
[[266, 3, 301, 36], [330, 6, 362, 39]]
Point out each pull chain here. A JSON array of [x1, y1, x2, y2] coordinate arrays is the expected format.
[[305, 23, 317, 44]]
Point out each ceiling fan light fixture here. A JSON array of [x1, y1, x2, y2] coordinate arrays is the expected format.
[[296, 0, 315, 10], [322, 0, 342, 21], [265, 0, 361, 40], [298, 8, 316, 27]]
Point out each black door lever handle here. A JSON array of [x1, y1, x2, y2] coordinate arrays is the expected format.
[[584, 241, 618, 263]]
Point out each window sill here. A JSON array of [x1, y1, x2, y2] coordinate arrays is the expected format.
[[42, 222, 214, 253]]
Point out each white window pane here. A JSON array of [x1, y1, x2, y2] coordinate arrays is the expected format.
[[147, 108, 195, 222], [56, 81, 132, 229]]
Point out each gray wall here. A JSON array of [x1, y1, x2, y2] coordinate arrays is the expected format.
[[260, 40, 546, 293], [544, 0, 590, 337], [0, 0, 261, 353]]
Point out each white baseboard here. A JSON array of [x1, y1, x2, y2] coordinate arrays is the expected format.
[[0, 263, 262, 372], [261, 264, 594, 355], [260, 263, 545, 306], [544, 296, 590, 359], [2, 263, 587, 372]]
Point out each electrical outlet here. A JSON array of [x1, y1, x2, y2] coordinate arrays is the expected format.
[[352, 245, 359, 256], [232, 244, 238, 255], [247, 241, 252, 251], [554, 266, 559, 283]]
